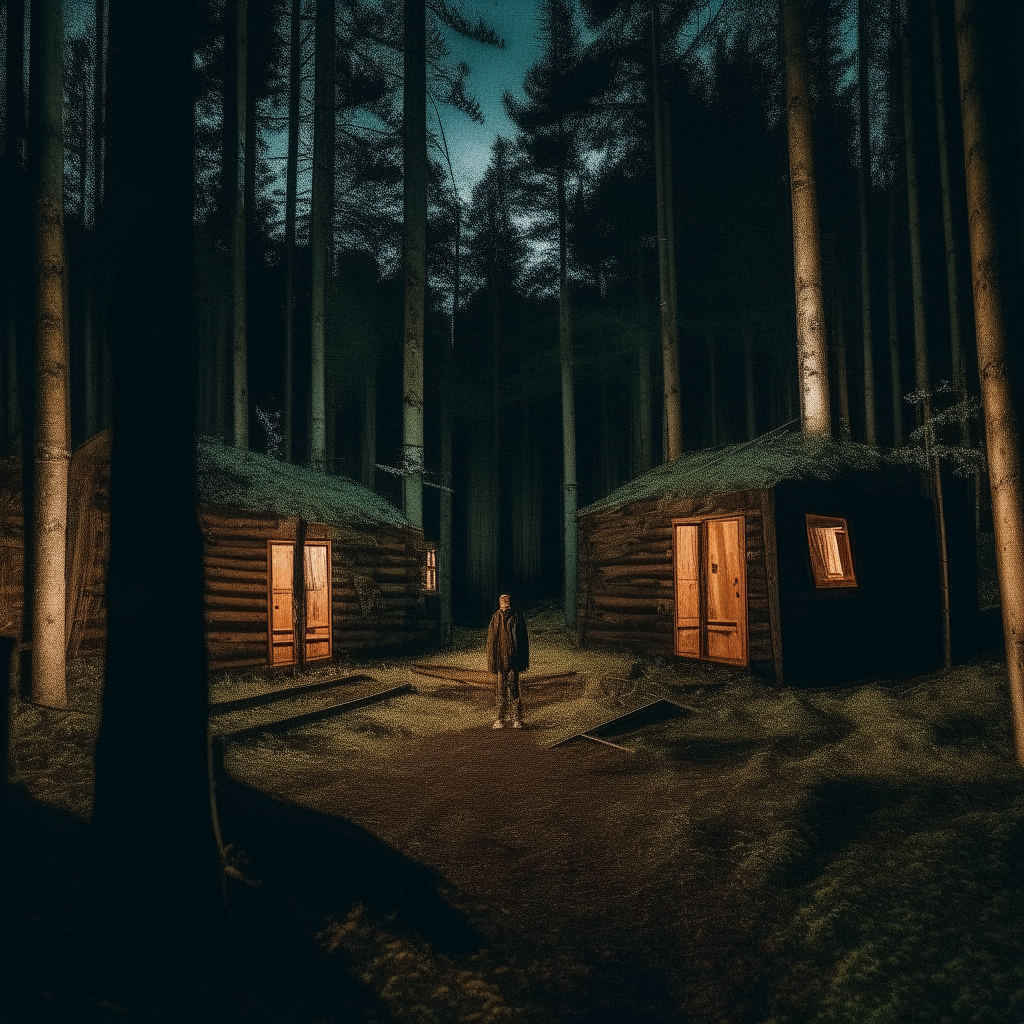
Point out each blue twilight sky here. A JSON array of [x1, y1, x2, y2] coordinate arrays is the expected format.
[[435, 1, 541, 203]]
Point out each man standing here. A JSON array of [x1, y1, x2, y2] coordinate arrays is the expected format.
[[486, 593, 529, 729]]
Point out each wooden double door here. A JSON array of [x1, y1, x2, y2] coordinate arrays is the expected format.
[[673, 516, 747, 667], [268, 540, 332, 666]]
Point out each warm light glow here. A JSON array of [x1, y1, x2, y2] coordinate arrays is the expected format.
[[806, 515, 857, 588], [424, 546, 438, 592]]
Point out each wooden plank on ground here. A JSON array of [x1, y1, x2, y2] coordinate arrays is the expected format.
[[409, 664, 577, 688], [209, 673, 377, 714]]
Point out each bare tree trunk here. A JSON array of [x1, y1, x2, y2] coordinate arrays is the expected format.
[[956, 0, 1024, 763], [5, 0, 26, 167], [782, 0, 831, 437], [402, 0, 426, 524], [930, 0, 967, 445], [226, 0, 248, 448], [706, 312, 718, 448], [309, 0, 334, 472], [94, 0, 105, 212], [439, 366, 452, 644], [859, 0, 877, 444], [633, 332, 652, 475], [887, 191, 903, 444], [361, 352, 376, 489], [652, 4, 682, 460], [558, 153, 577, 627], [902, 25, 930, 410], [833, 283, 851, 437], [283, 0, 299, 463], [743, 298, 756, 440], [29, 0, 69, 709], [83, 290, 96, 437]]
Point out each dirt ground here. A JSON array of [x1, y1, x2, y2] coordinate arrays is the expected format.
[[4, 598, 1023, 1023]]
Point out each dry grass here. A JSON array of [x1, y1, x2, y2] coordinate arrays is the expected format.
[[6, 603, 1023, 1023]]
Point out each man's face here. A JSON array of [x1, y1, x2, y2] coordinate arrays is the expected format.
[[499, 594, 511, 612]]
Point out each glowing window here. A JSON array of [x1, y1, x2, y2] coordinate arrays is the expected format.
[[424, 546, 438, 592], [806, 515, 857, 588]]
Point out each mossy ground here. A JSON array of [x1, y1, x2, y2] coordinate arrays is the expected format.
[[4, 601, 1023, 1023]]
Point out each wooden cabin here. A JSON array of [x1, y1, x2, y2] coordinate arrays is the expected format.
[[577, 432, 976, 685], [1, 430, 437, 672]]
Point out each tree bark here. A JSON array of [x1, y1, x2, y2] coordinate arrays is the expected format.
[[930, 0, 967, 445], [226, 0, 248, 448], [94, 0, 105, 212], [29, 0, 69, 709], [283, 0, 299, 463], [633, 332, 652, 475], [743, 298, 756, 440], [887, 190, 903, 444], [781, 0, 831, 437], [402, 0, 426, 524], [558, 142, 577, 627], [5, 0, 26, 167], [93, 0, 223, 996], [833, 281, 851, 437], [361, 352, 376, 489], [902, 24, 930, 409], [955, 0, 1024, 764], [309, 0, 334, 472], [706, 310, 718, 448], [858, 0, 876, 444], [651, 4, 682, 461]]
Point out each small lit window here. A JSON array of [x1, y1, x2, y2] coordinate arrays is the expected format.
[[806, 515, 857, 588], [423, 546, 438, 592]]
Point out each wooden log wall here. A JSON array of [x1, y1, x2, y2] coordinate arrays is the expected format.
[[578, 489, 774, 668]]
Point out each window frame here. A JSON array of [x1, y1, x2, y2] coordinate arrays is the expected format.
[[805, 514, 858, 589], [423, 544, 438, 593]]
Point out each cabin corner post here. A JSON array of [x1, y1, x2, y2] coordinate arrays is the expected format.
[[760, 488, 784, 685]]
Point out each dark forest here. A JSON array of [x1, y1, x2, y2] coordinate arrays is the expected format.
[[2, 1, 1023, 1021]]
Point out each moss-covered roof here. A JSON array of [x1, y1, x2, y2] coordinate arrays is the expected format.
[[194, 435, 410, 528], [581, 430, 904, 515]]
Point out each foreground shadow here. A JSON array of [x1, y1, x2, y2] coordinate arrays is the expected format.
[[214, 739, 481, 960]]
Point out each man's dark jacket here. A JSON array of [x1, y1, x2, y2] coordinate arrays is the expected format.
[[486, 607, 529, 673]]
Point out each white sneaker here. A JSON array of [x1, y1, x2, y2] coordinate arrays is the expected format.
[[492, 719, 505, 730], [511, 719, 523, 729]]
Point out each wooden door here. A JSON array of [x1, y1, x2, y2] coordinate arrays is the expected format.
[[673, 523, 700, 656], [304, 540, 332, 662], [705, 517, 746, 665], [268, 541, 295, 666]]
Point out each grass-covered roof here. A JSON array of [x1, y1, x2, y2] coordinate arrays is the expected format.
[[195, 436, 409, 527], [582, 429, 906, 515], [67, 429, 410, 527]]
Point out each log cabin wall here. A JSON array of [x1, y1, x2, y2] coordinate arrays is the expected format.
[[578, 488, 774, 673], [200, 510, 434, 671], [773, 479, 944, 684]]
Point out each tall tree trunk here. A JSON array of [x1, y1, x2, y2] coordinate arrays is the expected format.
[[781, 0, 832, 437], [833, 282, 851, 437], [902, 25, 930, 411], [361, 352, 376, 489], [439, 364, 453, 644], [930, 0, 967, 445], [743, 298, 756, 439], [283, 0, 299, 463], [226, 0, 248, 448], [5, 0, 26, 167], [955, 0, 1024, 764], [651, 4, 682, 460], [92, 1, 223, 999], [309, 0, 334, 472], [858, 0, 877, 444], [887, 190, 903, 444], [491, 283, 501, 583], [83, 290, 96, 437], [402, 0, 426, 524], [94, 0, 105, 212], [706, 312, 718, 448], [29, 0, 69, 709], [904, 17, 952, 668], [557, 150, 577, 627], [633, 332, 651, 476]]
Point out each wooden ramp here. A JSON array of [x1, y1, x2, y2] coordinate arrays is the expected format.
[[548, 698, 694, 752]]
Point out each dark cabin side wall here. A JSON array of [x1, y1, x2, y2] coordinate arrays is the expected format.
[[774, 477, 944, 684], [578, 489, 774, 671]]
